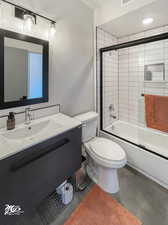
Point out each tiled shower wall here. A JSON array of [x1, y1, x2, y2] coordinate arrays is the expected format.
[[97, 26, 168, 129], [96, 28, 118, 128], [118, 26, 168, 126]]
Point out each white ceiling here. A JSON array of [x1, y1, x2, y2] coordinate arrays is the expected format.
[[79, 0, 108, 9], [100, 0, 168, 37], [79, 0, 101, 9]]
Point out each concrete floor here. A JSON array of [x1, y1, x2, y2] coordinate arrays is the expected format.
[[114, 166, 168, 225], [19, 166, 168, 225]]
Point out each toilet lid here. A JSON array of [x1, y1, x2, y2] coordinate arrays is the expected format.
[[89, 138, 125, 162]]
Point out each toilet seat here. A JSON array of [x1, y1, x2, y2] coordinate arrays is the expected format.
[[84, 137, 127, 168]]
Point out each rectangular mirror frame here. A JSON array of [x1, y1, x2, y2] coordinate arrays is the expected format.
[[0, 29, 49, 109]]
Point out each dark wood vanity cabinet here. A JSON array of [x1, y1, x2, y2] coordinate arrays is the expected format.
[[0, 126, 82, 224]]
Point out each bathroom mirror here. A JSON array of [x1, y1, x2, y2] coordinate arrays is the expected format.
[[144, 63, 165, 82], [0, 29, 49, 109]]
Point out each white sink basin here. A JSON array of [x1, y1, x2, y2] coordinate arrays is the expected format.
[[0, 113, 82, 161], [2, 120, 62, 140]]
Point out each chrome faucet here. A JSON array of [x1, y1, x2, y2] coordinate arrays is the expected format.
[[25, 108, 32, 125], [109, 104, 117, 119]]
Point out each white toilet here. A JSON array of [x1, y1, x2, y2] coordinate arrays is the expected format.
[[75, 112, 127, 194]]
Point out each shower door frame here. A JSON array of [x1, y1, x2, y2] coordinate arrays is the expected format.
[[99, 32, 168, 160]]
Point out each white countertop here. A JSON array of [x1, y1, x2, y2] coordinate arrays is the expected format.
[[0, 113, 81, 161]]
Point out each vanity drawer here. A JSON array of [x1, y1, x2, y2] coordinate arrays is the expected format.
[[0, 126, 82, 216]]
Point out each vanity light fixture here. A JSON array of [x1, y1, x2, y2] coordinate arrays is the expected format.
[[142, 17, 154, 25], [50, 22, 56, 36], [24, 13, 35, 31], [1, 0, 56, 36]]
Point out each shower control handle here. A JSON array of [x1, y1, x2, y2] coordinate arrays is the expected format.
[[109, 104, 115, 111]]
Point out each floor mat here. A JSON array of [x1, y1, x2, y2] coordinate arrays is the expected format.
[[64, 185, 142, 225]]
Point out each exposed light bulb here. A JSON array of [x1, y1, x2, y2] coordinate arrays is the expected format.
[[24, 13, 35, 32], [142, 17, 154, 25], [50, 22, 56, 36]]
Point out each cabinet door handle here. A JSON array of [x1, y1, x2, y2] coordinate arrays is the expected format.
[[11, 138, 70, 172]]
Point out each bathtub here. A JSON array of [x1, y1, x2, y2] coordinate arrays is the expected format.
[[106, 121, 168, 158], [100, 120, 168, 189]]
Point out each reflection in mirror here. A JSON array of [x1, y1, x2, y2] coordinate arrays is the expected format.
[[4, 37, 43, 102]]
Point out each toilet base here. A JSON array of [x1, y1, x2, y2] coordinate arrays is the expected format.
[[86, 156, 119, 194]]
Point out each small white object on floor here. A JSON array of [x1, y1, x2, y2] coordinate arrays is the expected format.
[[56, 181, 73, 205]]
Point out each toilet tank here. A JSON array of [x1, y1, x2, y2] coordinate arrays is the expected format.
[[74, 112, 98, 143]]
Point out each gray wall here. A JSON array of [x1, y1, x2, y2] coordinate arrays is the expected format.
[[51, 1, 94, 116]]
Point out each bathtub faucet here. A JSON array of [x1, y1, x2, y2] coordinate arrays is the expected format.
[[110, 114, 117, 119]]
